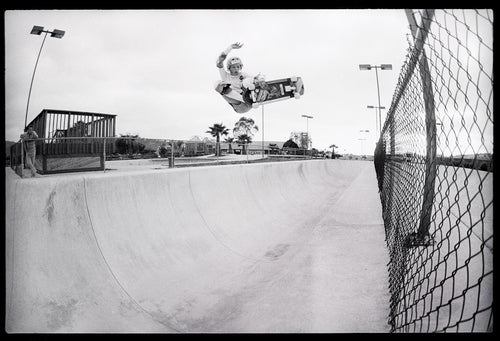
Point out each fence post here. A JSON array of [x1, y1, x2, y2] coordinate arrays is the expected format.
[[20, 140, 25, 178], [388, 115, 395, 227], [405, 9, 437, 245], [103, 138, 106, 173]]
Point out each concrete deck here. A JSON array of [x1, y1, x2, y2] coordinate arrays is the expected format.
[[5, 159, 390, 333]]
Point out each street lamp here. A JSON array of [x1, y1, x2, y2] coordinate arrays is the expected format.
[[301, 114, 313, 155], [25, 25, 65, 128], [359, 64, 392, 138], [367, 105, 385, 135]]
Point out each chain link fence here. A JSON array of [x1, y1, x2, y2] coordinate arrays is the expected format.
[[374, 9, 493, 332]]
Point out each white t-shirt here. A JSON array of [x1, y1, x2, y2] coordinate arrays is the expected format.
[[218, 67, 252, 94]]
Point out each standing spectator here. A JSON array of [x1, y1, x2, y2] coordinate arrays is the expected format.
[[20, 125, 39, 177]]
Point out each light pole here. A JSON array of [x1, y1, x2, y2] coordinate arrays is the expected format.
[[301, 114, 313, 156], [25, 25, 65, 128], [359, 64, 392, 138], [367, 105, 385, 135]]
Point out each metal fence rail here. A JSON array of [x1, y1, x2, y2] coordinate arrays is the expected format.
[[375, 9, 493, 332], [11, 136, 128, 176]]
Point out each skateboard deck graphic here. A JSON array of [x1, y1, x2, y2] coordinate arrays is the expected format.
[[242, 76, 304, 107]]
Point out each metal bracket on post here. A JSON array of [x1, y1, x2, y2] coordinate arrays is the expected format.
[[405, 9, 437, 248]]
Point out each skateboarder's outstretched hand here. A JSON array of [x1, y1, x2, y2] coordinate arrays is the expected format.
[[230, 42, 244, 49], [218, 42, 244, 68]]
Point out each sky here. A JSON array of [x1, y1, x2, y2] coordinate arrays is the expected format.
[[4, 9, 412, 155]]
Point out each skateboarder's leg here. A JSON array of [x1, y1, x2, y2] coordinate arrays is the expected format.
[[223, 89, 244, 103], [218, 91, 251, 112], [231, 102, 252, 113], [25, 152, 37, 177], [215, 81, 246, 103], [214, 81, 251, 113]]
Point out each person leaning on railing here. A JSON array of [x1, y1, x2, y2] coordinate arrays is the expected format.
[[20, 125, 39, 177]]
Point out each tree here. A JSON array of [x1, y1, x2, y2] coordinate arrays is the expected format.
[[283, 139, 299, 149], [158, 145, 169, 158], [224, 136, 235, 154], [330, 144, 338, 159], [282, 139, 299, 155], [236, 134, 253, 155], [233, 117, 259, 139], [206, 123, 229, 156], [233, 118, 259, 156], [157, 140, 185, 158], [115, 134, 145, 156], [289, 131, 311, 149]]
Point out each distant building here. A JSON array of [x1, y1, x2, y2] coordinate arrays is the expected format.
[[220, 141, 286, 155]]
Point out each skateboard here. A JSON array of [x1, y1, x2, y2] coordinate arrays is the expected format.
[[242, 76, 304, 107]]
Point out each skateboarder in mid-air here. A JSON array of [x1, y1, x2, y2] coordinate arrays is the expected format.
[[215, 42, 267, 114], [215, 42, 304, 113]]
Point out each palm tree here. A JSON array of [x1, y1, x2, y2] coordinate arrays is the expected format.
[[224, 136, 235, 154], [236, 134, 253, 155], [329, 144, 338, 159], [206, 123, 229, 156]]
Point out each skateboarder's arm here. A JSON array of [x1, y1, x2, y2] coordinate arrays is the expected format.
[[216, 53, 227, 69], [216, 42, 243, 68]]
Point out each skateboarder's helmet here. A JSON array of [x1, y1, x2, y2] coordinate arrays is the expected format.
[[227, 57, 243, 70]]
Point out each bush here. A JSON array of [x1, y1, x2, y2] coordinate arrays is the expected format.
[[115, 138, 145, 155], [158, 146, 169, 158]]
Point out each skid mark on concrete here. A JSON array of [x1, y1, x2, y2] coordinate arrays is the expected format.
[[264, 243, 290, 261], [44, 190, 57, 224], [44, 298, 78, 330]]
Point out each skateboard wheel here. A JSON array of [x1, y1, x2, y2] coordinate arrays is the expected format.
[[291, 76, 297, 82], [294, 93, 301, 99]]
